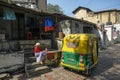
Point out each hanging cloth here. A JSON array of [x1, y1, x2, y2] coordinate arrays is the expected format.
[[3, 8, 16, 20], [45, 18, 55, 32]]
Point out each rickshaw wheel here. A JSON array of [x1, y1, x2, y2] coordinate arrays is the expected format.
[[84, 68, 92, 76], [63, 66, 69, 70]]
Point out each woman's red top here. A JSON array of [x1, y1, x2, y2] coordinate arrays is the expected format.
[[34, 46, 41, 53]]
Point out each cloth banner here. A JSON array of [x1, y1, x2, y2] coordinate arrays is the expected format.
[[45, 18, 55, 32], [3, 8, 16, 20]]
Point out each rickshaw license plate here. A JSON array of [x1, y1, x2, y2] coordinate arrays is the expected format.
[[68, 58, 75, 62], [67, 54, 73, 58], [67, 55, 75, 62]]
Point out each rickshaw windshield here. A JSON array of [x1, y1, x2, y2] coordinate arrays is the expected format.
[[66, 42, 79, 48]]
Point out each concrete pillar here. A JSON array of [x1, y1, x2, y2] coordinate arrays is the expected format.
[[37, 0, 47, 12]]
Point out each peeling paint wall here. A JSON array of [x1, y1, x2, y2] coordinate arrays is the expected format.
[[0, 52, 24, 68], [59, 20, 71, 35], [114, 24, 120, 43], [0, 40, 51, 72], [59, 20, 84, 36], [104, 25, 113, 47], [0, 40, 51, 52], [0, 51, 24, 73]]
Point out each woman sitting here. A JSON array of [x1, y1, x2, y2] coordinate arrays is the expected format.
[[34, 42, 47, 64]]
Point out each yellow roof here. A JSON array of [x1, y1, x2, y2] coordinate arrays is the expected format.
[[64, 34, 97, 42]]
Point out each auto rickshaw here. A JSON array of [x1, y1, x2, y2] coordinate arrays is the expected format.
[[60, 33, 98, 76]]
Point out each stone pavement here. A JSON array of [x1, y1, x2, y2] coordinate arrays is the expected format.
[[2, 43, 120, 80], [87, 43, 120, 80]]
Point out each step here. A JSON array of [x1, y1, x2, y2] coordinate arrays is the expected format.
[[24, 49, 34, 52], [24, 52, 34, 58], [25, 62, 45, 70], [28, 66, 49, 72], [23, 48, 33, 51], [24, 51, 34, 55], [24, 58, 35, 63], [28, 56, 36, 61], [26, 66, 51, 77], [0, 73, 10, 79], [24, 56, 36, 63]]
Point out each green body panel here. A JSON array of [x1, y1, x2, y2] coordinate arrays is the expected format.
[[63, 52, 80, 66], [62, 52, 93, 70]]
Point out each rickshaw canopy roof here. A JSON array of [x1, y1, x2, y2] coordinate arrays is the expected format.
[[64, 34, 97, 42], [62, 33, 98, 54]]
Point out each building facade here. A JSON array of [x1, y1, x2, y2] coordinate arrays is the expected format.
[[0, 0, 11, 3], [73, 6, 120, 25], [36, 0, 47, 12], [0, 0, 47, 12], [11, 0, 37, 9]]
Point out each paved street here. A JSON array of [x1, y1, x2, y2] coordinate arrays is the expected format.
[[10, 43, 120, 80], [89, 43, 120, 80]]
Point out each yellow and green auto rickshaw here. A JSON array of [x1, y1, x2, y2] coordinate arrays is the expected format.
[[60, 33, 98, 76]]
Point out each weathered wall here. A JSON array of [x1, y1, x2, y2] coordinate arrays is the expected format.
[[71, 20, 83, 34], [73, 9, 117, 24], [113, 24, 120, 43], [99, 25, 120, 48], [0, 51, 24, 73], [59, 20, 71, 35], [104, 25, 113, 47], [74, 9, 87, 20], [0, 19, 11, 40], [37, 0, 47, 12], [19, 40, 51, 50], [0, 40, 51, 72], [0, 40, 51, 51], [59, 20, 84, 36]]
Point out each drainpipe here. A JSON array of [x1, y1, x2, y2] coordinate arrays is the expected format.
[[111, 25, 114, 44], [100, 13, 102, 23], [101, 24, 105, 48], [108, 12, 110, 23], [115, 12, 117, 24], [37, 0, 47, 12]]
